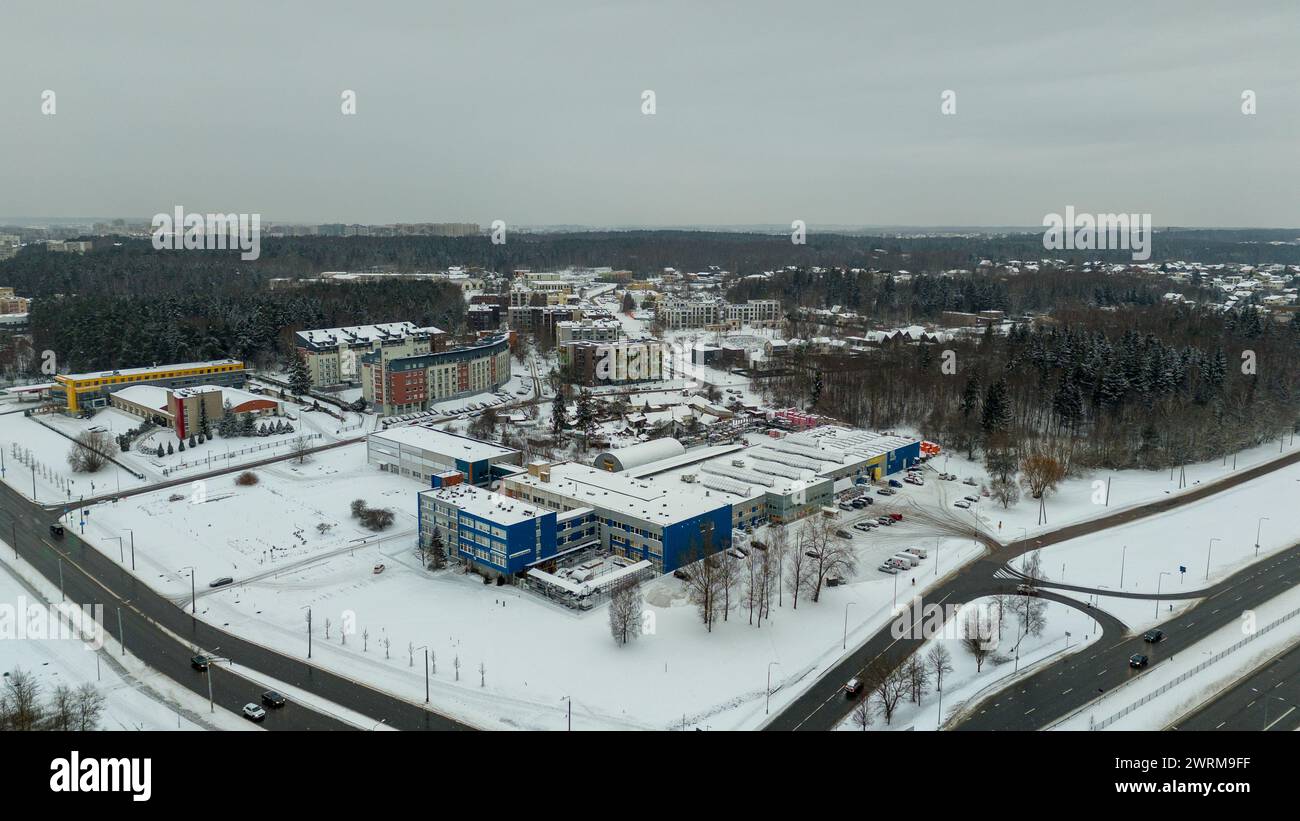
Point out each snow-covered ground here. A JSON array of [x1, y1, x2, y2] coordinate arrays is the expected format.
[[1030, 456, 1300, 630], [0, 548, 255, 731], [73, 441, 997, 729], [836, 596, 1103, 731], [1052, 582, 1300, 731]]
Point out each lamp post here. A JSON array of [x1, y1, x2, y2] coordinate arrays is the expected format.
[[1255, 517, 1268, 558], [125, 528, 135, 570], [301, 605, 312, 658], [842, 602, 856, 650], [180, 566, 195, 613], [414, 644, 429, 703], [1120, 545, 1127, 589], [1206, 538, 1220, 581], [766, 662, 782, 715], [108, 536, 123, 563], [1156, 572, 1170, 620], [203, 652, 227, 713], [560, 696, 571, 731]]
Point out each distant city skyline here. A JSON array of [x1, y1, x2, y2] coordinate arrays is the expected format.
[[2, 1, 1298, 228]]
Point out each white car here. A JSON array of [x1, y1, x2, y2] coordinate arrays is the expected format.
[[242, 703, 267, 722], [954, 500, 971, 509]]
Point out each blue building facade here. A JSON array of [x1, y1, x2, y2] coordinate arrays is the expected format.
[[418, 486, 558, 576]]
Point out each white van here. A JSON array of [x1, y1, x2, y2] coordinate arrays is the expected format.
[[886, 557, 910, 570], [891, 553, 920, 568], [904, 547, 928, 559]]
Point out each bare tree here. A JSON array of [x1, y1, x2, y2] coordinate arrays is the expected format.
[[802, 517, 858, 603], [291, 434, 311, 464], [903, 655, 931, 705], [870, 659, 910, 725], [785, 531, 811, 610], [73, 683, 105, 731], [67, 430, 112, 473], [925, 644, 954, 693], [47, 685, 77, 731], [851, 696, 873, 731], [962, 608, 994, 673], [608, 578, 643, 645], [767, 524, 788, 609], [0, 667, 42, 730], [681, 544, 726, 632]]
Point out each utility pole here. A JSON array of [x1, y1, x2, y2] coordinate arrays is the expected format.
[[1206, 537, 1220, 581], [1255, 517, 1268, 558]]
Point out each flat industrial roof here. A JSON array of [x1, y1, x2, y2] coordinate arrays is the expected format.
[[505, 462, 730, 525], [419, 483, 550, 526], [58, 359, 243, 382], [370, 426, 518, 462]]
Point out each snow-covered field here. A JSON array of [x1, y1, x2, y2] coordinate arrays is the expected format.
[[837, 596, 1103, 731]]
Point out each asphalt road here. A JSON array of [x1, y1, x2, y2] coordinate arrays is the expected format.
[[0, 479, 472, 731], [955, 543, 1300, 730], [766, 445, 1300, 731], [1173, 638, 1300, 731]]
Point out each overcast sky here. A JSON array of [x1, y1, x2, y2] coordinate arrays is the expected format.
[[2, 0, 1297, 228]]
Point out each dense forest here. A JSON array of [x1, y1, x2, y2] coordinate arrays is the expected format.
[[762, 303, 1300, 472], [22, 279, 466, 374]]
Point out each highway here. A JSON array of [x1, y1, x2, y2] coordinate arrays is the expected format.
[[766, 445, 1300, 731], [0, 477, 472, 731], [1173, 640, 1300, 731], [956, 544, 1300, 729]]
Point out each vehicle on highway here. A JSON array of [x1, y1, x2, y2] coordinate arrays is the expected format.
[[262, 690, 287, 708], [243, 703, 267, 722], [49, 523, 65, 538], [1143, 629, 1165, 643], [190, 655, 211, 671], [1015, 583, 1039, 596], [844, 677, 863, 697], [208, 577, 234, 588], [1128, 653, 1149, 668]]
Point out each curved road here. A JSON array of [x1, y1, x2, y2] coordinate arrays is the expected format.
[[765, 446, 1300, 731]]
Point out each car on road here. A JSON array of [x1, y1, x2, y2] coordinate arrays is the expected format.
[[844, 677, 863, 697], [190, 655, 211, 671], [1143, 629, 1165, 643], [261, 690, 287, 708], [1128, 653, 1149, 669], [49, 523, 65, 538], [208, 577, 234, 588], [243, 703, 267, 722], [1015, 583, 1039, 596]]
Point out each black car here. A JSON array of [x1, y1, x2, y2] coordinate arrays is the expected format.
[[208, 577, 234, 588], [1128, 653, 1149, 668], [1143, 629, 1165, 643], [49, 523, 65, 538], [190, 655, 211, 671], [261, 690, 287, 708]]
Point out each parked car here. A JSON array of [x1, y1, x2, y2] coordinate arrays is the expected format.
[[372, 563, 386, 574], [1143, 629, 1165, 643], [888, 479, 903, 488], [861, 496, 874, 506], [243, 703, 267, 722], [826, 575, 845, 587], [1128, 653, 1149, 669], [878, 564, 900, 574], [963, 478, 978, 486], [888, 513, 903, 522], [845, 677, 863, 697], [954, 500, 971, 509], [838, 502, 854, 511], [904, 547, 928, 559], [208, 577, 234, 588], [963, 496, 979, 503], [262, 690, 287, 708], [672, 569, 691, 581], [835, 529, 853, 539]]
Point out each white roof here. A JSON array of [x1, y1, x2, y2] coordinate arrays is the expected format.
[[297, 322, 442, 346], [62, 359, 242, 380], [370, 426, 517, 462], [594, 438, 685, 471], [420, 484, 549, 526], [110, 384, 169, 409], [505, 462, 729, 525]]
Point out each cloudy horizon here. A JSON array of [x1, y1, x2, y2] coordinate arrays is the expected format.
[[2, 0, 1297, 228]]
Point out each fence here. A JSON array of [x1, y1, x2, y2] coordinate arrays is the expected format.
[[1090, 605, 1300, 730], [160, 433, 322, 476]]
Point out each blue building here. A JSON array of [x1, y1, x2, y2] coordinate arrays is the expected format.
[[419, 484, 557, 577], [368, 426, 522, 487]]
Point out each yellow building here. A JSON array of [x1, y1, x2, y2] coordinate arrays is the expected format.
[[54, 359, 246, 413]]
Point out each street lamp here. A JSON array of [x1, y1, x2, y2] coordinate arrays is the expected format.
[[202, 652, 228, 713], [300, 605, 312, 659], [1205, 538, 1220, 581], [1156, 572, 1171, 620], [124, 528, 135, 570], [842, 601, 856, 650], [414, 644, 429, 703], [560, 696, 572, 731], [766, 662, 782, 715], [180, 566, 196, 613], [1255, 517, 1269, 558], [1120, 545, 1127, 589], [108, 536, 123, 563]]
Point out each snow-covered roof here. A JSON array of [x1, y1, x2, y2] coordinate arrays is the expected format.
[[420, 483, 549, 525], [370, 426, 518, 462]]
